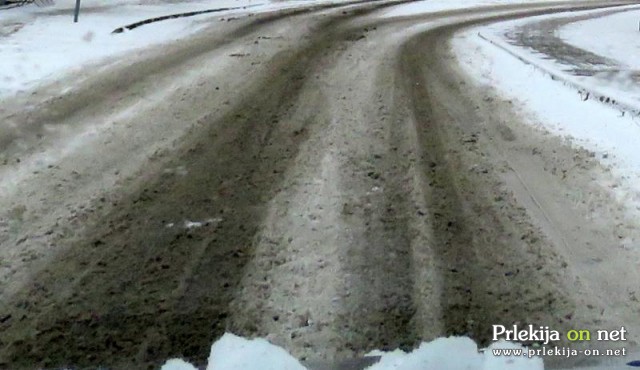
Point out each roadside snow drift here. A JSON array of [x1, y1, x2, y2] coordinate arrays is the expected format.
[[453, 7, 640, 222]]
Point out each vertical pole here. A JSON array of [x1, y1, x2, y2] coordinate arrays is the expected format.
[[74, 0, 81, 23]]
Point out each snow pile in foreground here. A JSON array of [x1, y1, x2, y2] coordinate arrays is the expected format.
[[160, 333, 543, 370]]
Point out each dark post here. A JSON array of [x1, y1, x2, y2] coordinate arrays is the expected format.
[[74, 0, 81, 23]]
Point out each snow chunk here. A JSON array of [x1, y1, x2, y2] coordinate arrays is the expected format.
[[206, 333, 306, 370], [161, 334, 542, 370], [160, 358, 198, 370]]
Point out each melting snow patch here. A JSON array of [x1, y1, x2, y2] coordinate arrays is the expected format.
[[159, 333, 309, 369], [205, 333, 307, 370]]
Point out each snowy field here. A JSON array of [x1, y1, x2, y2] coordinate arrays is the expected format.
[[379, 0, 579, 18], [559, 9, 640, 70], [453, 6, 640, 223], [3, 1, 640, 369]]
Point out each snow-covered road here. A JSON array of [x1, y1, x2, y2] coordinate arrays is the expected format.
[[0, 0, 380, 96], [1, 1, 640, 369]]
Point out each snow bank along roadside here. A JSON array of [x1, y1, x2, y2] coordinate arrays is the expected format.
[[0, 0, 360, 97], [559, 8, 640, 70], [452, 8, 640, 226], [159, 333, 543, 370], [557, 8, 640, 107], [0, 0, 253, 96], [474, 5, 640, 114]]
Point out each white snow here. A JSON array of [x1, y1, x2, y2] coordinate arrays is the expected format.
[[160, 333, 543, 370], [452, 8, 640, 220], [559, 9, 640, 70], [161, 358, 199, 370], [0, 0, 256, 96], [160, 334, 307, 370], [474, 5, 640, 108], [204, 334, 307, 370]]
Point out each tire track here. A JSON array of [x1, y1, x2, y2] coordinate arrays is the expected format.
[[396, 0, 640, 351], [0, 2, 417, 369]]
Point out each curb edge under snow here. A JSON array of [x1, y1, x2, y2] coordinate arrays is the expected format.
[[477, 31, 640, 118]]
